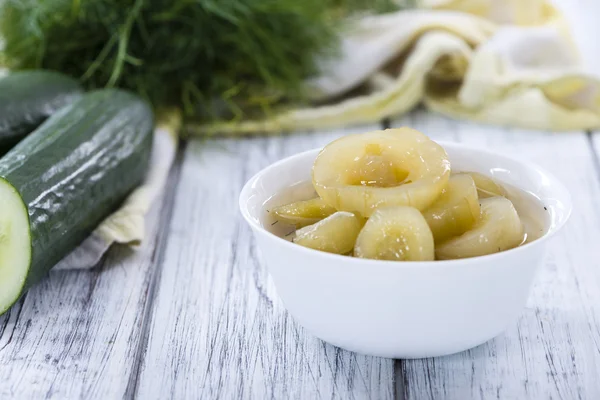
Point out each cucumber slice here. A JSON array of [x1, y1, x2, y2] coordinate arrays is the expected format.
[[0, 178, 31, 314]]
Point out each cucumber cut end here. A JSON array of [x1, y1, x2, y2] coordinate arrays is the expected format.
[[0, 178, 31, 315]]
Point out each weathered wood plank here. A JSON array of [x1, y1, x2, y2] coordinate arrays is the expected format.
[[0, 156, 183, 400], [392, 111, 600, 400], [134, 125, 397, 400]]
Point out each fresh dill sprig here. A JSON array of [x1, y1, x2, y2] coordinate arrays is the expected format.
[[0, 0, 412, 122]]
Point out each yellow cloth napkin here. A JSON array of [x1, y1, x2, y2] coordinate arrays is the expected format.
[[191, 0, 600, 135]]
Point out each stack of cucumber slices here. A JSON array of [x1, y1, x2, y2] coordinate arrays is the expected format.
[[0, 71, 154, 315]]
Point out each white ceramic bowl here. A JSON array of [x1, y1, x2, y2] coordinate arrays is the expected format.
[[239, 142, 572, 359]]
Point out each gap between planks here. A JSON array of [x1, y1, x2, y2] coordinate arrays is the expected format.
[[587, 131, 600, 181], [124, 141, 188, 399]]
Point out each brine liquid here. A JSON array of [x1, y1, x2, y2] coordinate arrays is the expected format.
[[263, 179, 549, 245], [503, 183, 548, 245], [263, 181, 319, 241]]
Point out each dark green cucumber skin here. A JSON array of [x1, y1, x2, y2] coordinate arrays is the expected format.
[[0, 88, 154, 296], [0, 70, 83, 153]]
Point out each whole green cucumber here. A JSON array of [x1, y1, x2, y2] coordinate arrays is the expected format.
[[0, 89, 154, 315], [0, 70, 84, 153]]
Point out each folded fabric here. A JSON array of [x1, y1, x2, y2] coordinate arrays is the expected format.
[[190, 0, 600, 135], [55, 111, 180, 270]]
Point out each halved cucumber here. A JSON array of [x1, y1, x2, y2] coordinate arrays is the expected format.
[[0, 88, 153, 315]]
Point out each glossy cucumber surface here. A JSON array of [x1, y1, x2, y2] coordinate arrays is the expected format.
[[0, 88, 154, 315]]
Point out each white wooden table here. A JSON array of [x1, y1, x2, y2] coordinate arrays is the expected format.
[[2, 2, 600, 399]]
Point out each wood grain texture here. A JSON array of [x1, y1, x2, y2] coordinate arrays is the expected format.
[[392, 111, 600, 400], [1, 1, 598, 398], [0, 157, 182, 400], [134, 125, 397, 400]]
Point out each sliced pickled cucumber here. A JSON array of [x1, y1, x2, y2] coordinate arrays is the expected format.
[[354, 206, 435, 261], [436, 197, 524, 260], [423, 174, 480, 243], [312, 128, 450, 216], [293, 212, 364, 254], [458, 171, 507, 198], [272, 197, 336, 228]]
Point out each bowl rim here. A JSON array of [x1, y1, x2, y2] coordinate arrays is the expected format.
[[239, 141, 573, 267]]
